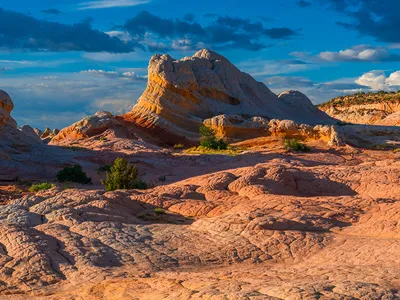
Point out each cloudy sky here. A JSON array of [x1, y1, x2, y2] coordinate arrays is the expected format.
[[2, 0, 400, 129]]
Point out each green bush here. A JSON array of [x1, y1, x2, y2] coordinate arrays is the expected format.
[[199, 125, 228, 150], [57, 165, 92, 184], [173, 143, 185, 149], [284, 139, 311, 152], [97, 164, 112, 173], [29, 182, 54, 193], [102, 157, 148, 191], [154, 208, 166, 215]]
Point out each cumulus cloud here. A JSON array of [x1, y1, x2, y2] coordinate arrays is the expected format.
[[122, 11, 300, 51], [355, 70, 400, 90], [265, 75, 370, 104], [0, 8, 138, 52], [80, 69, 147, 80], [386, 71, 400, 86], [265, 76, 314, 88], [239, 59, 313, 76], [0, 8, 300, 53], [78, 0, 150, 10], [318, 45, 400, 62], [5, 72, 147, 129]]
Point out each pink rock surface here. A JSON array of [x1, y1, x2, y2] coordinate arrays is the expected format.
[[0, 141, 399, 299]]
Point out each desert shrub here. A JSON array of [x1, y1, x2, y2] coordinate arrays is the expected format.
[[173, 143, 185, 149], [154, 208, 166, 215], [57, 165, 92, 184], [102, 157, 147, 191], [284, 139, 311, 152], [97, 164, 112, 173], [29, 182, 54, 193], [199, 125, 228, 150]]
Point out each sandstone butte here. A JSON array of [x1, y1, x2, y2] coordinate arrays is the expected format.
[[0, 50, 400, 299]]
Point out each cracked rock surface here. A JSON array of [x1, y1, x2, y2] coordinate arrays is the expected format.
[[0, 144, 399, 299]]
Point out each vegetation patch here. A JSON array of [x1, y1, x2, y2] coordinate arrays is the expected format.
[[284, 139, 311, 152], [199, 125, 228, 150], [62, 146, 85, 152], [318, 90, 400, 109], [173, 143, 185, 149], [184, 146, 241, 156], [97, 164, 112, 173], [57, 165, 92, 184], [29, 182, 54, 193], [102, 157, 148, 191], [154, 208, 166, 215]]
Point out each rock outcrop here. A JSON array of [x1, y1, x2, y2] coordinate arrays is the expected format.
[[0, 90, 17, 128], [204, 116, 345, 146], [50, 111, 138, 145], [318, 91, 400, 125], [19, 125, 42, 143], [124, 49, 334, 143]]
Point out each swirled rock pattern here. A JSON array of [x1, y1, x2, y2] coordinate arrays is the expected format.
[[0, 143, 399, 299]]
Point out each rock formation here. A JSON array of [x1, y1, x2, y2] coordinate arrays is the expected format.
[[123, 49, 334, 143], [19, 125, 43, 143], [0, 90, 17, 128], [33, 128, 43, 137], [204, 116, 345, 146], [50, 111, 139, 145], [318, 91, 400, 125]]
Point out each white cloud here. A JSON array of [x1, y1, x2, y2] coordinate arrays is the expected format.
[[78, 0, 150, 10], [239, 59, 314, 77], [355, 70, 400, 90], [318, 45, 400, 62], [80, 69, 147, 81], [4, 72, 147, 129], [82, 51, 148, 62], [266, 75, 367, 104], [386, 71, 400, 86], [355, 70, 388, 90]]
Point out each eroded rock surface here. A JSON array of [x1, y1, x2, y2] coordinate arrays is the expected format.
[[0, 144, 399, 299]]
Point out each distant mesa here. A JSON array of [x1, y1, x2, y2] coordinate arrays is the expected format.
[[319, 91, 400, 126]]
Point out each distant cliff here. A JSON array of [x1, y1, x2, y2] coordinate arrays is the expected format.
[[318, 91, 400, 126]]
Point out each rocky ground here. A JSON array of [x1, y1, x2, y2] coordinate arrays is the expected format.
[[0, 139, 399, 299]]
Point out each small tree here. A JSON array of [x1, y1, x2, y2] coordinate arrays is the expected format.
[[284, 139, 311, 152], [57, 165, 92, 184], [199, 125, 228, 150], [102, 157, 147, 191]]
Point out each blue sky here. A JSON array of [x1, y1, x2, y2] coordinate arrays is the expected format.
[[2, 0, 400, 129]]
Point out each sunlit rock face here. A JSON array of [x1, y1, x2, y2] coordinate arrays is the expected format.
[[0, 90, 17, 128], [125, 49, 334, 142], [318, 92, 400, 126]]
